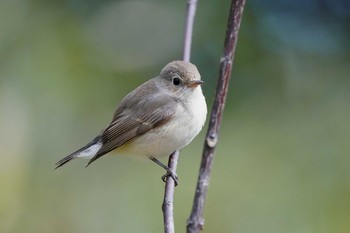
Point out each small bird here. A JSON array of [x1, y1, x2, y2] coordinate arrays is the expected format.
[[55, 61, 207, 184]]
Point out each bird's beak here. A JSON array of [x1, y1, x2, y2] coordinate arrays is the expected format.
[[187, 80, 204, 88]]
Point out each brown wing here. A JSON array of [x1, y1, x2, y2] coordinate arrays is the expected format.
[[86, 80, 176, 166]]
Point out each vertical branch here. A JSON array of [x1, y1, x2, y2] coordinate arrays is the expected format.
[[162, 1, 199, 233], [162, 151, 179, 233], [186, 0, 246, 233], [183, 0, 198, 62]]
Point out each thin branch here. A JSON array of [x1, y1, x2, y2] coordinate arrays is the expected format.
[[162, 151, 179, 233], [183, 0, 198, 62], [162, 0, 199, 233], [186, 0, 246, 232]]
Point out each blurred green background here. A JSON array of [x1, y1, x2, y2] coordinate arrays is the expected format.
[[1, 0, 350, 232]]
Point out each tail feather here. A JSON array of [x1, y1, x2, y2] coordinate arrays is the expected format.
[[55, 154, 75, 169], [55, 136, 102, 169]]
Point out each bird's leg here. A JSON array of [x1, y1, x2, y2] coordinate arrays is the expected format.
[[149, 156, 178, 186]]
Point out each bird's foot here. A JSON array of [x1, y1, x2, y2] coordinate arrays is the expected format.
[[161, 170, 179, 186]]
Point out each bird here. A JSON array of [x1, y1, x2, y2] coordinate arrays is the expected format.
[[55, 60, 207, 184]]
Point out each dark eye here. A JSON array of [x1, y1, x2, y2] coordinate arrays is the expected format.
[[173, 78, 181, 85]]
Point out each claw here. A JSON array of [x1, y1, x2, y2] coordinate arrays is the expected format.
[[149, 156, 179, 186], [161, 170, 179, 186]]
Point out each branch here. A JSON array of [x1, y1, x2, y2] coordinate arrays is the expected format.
[[183, 0, 198, 62], [162, 1, 198, 233], [162, 151, 179, 233], [186, 0, 246, 232]]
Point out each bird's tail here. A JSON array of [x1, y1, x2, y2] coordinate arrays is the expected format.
[[55, 136, 102, 169]]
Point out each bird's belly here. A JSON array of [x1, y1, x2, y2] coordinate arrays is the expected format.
[[118, 90, 207, 158], [120, 113, 202, 158]]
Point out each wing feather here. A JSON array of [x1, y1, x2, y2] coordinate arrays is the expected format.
[[86, 83, 176, 166]]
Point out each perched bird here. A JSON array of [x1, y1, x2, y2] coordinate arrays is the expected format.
[[55, 61, 207, 184]]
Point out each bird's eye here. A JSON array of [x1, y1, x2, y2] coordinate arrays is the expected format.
[[173, 77, 181, 86]]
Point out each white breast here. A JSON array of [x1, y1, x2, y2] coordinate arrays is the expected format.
[[125, 86, 207, 158]]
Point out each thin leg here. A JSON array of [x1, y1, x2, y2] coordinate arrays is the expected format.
[[149, 156, 179, 186]]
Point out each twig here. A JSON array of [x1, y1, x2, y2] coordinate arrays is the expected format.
[[162, 151, 179, 233], [183, 0, 198, 62], [162, 0, 199, 233], [186, 0, 246, 232]]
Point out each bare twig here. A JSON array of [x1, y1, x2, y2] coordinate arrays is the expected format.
[[183, 0, 198, 62], [162, 151, 179, 233], [162, 0, 199, 233], [186, 0, 246, 232]]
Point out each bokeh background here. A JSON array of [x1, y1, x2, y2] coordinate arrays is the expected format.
[[1, 0, 350, 232]]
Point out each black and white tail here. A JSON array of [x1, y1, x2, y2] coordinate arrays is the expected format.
[[55, 136, 102, 169]]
